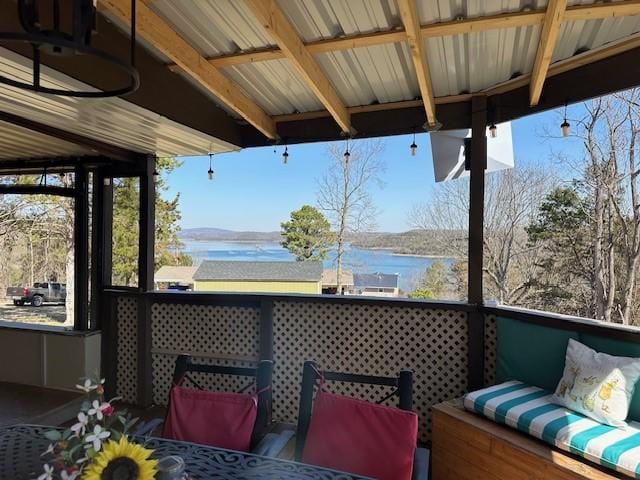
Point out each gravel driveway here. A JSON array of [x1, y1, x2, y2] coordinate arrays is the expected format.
[[0, 302, 67, 325]]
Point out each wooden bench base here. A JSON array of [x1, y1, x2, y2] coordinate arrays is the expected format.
[[431, 400, 621, 480]]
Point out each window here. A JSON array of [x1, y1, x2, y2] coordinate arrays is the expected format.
[[483, 90, 640, 328], [0, 189, 75, 327], [154, 138, 468, 300]]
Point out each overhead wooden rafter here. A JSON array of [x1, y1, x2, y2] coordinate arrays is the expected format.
[[273, 32, 640, 123], [166, 1, 640, 70], [397, 0, 437, 127], [530, 0, 569, 106], [243, 0, 352, 134], [98, 0, 278, 140]]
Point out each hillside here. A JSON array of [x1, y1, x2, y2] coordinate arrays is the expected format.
[[350, 230, 463, 257], [180, 227, 462, 257], [179, 228, 281, 242]]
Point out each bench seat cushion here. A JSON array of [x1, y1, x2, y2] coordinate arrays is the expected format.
[[464, 381, 640, 479]]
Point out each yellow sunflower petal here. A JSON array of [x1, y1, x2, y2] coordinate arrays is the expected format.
[[82, 437, 157, 480]]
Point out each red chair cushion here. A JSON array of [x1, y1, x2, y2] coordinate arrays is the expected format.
[[302, 390, 418, 480], [163, 385, 257, 452]]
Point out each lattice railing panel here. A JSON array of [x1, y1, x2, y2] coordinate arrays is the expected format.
[[150, 303, 260, 405], [116, 296, 138, 404], [272, 300, 468, 442], [484, 314, 497, 386]]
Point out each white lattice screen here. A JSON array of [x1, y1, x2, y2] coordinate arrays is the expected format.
[[272, 300, 469, 442], [484, 314, 497, 386], [113, 295, 472, 443], [149, 303, 260, 406], [116, 296, 138, 404]]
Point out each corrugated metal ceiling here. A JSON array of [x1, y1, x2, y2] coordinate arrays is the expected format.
[[0, 47, 237, 157], [144, 0, 640, 116], [0, 120, 92, 160]]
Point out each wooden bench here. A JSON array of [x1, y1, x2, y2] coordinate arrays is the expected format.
[[431, 399, 621, 480]]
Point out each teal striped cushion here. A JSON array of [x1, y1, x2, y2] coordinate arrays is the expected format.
[[464, 381, 640, 478]]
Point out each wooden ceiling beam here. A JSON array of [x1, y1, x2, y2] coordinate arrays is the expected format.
[[243, 0, 352, 134], [99, 0, 278, 140], [397, 0, 437, 126], [273, 32, 640, 124], [530, 0, 568, 106], [171, 0, 640, 71]]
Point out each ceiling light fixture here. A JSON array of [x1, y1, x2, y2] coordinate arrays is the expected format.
[[561, 101, 570, 137], [0, 0, 139, 97], [410, 132, 418, 156], [207, 153, 214, 181]]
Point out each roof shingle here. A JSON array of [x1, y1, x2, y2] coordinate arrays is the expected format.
[[193, 260, 322, 282]]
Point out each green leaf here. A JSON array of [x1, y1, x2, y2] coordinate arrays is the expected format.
[[44, 430, 62, 441]]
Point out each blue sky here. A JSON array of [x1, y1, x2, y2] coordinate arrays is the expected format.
[[164, 106, 582, 232]]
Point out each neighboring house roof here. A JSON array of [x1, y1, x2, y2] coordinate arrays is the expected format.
[[154, 266, 198, 284], [353, 272, 399, 289], [193, 261, 322, 282], [321, 269, 354, 287]]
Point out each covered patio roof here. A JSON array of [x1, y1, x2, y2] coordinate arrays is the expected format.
[[0, 0, 637, 158]]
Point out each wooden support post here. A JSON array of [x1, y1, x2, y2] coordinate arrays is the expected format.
[[74, 166, 89, 331], [467, 96, 487, 391], [138, 156, 155, 292], [137, 156, 155, 407], [101, 172, 113, 289], [259, 299, 274, 361]]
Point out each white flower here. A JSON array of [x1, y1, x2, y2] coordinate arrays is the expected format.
[[75, 379, 97, 393], [37, 464, 53, 480], [85, 425, 110, 452], [88, 400, 111, 421], [61, 470, 80, 480], [40, 443, 55, 457], [70, 412, 89, 436]]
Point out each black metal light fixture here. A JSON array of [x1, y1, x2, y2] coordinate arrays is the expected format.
[[0, 0, 139, 97], [207, 153, 214, 181], [282, 146, 289, 165], [561, 100, 570, 137], [489, 123, 498, 138], [343, 138, 351, 164], [410, 132, 417, 156]]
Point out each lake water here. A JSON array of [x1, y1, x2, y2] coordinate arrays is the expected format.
[[182, 240, 452, 292]]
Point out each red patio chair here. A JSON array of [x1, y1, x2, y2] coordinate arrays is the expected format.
[[295, 360, 429, 480], [136, 355, 292, 455]]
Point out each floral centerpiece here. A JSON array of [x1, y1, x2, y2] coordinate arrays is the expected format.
[[39, 377, 158, 480]]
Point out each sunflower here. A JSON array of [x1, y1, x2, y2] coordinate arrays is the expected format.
[[82, 437, 157, 480]]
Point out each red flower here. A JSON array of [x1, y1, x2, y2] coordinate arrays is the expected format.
[[102, 404, 115, 417]]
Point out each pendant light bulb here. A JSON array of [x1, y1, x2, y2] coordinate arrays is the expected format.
[[343, 138, 351, 164], [152, 169, 159, 184], [410, 132, 417, 156], [282, 146, 289, 165], [207, 153, 214, 181], [59, 172, 66, 183], [489, 123, 498, 138], [561, 101, 570, 138]]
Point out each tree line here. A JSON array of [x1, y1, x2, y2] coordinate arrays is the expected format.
[[411, 89, 640, 326]]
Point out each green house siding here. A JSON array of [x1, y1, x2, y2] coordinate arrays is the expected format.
[[193, 279, 321, 294]]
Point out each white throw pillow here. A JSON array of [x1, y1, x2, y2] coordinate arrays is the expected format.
[[552, 339, 640, 427]]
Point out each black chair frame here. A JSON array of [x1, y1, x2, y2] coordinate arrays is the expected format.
[[295, 360, 413, 461], [171, 354, 273, 448]]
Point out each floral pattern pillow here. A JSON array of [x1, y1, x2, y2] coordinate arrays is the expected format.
[[553, 339, 640, 428]]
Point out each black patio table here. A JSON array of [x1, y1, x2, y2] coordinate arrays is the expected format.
[[0, 424, 372, 479]]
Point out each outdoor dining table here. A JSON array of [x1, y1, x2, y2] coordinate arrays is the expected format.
[[0, 424, 372, 480]]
